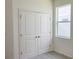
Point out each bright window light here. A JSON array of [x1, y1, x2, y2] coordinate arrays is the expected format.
[[56, 4, 71, 39]]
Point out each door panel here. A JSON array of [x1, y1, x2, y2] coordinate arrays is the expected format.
[[41, 14, 50, 34], [19, 12, 38, 59], [38, 14, 51, 54], [20, 36, 37, 59], [25, 12, 36, 35]]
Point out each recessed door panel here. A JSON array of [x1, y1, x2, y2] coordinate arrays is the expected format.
[[25, 12, 36, 35]]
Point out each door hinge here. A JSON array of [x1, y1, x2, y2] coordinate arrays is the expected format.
[[50, 17, 51, 21], [19, 34, 22, 37], [49, 32, 51, 34], [21, 51, 23, 55], [20, 15, 22, 19]]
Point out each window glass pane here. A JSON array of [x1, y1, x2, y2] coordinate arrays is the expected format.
[[57, 4, 71, 21], [57, 23, 70, 38]]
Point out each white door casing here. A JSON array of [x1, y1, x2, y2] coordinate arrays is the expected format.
[[19, 10, 51, 59]]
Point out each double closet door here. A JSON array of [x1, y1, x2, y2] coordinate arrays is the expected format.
[[19, 10, 51, 59]]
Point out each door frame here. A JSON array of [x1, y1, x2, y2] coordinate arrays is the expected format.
[[18, 8, 52, 59]]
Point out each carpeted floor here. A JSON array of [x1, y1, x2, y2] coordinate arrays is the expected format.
[[30, 51, 72, 59]]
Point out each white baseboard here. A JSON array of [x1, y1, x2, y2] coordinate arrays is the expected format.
[[54, 50, 73, 58]]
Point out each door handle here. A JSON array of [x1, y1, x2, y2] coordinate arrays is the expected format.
[[38, 36, 40, 38], [35, 36, 40, 38], [35, 36, 38, 38]]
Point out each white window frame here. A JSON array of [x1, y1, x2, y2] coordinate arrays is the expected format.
[[55, 4, 71, 39]]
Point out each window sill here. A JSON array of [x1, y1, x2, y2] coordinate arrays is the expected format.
[[55, 36, 71, 40]]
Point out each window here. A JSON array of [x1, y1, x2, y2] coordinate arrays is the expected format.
[[56, 4, 71, 39]]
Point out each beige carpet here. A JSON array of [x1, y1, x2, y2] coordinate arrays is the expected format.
[[30, 51, 72, 59]]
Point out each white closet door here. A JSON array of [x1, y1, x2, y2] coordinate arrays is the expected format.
[[38, 14, 51, 54], [19, 10, 51, 59], [19, 12, 38, 59]]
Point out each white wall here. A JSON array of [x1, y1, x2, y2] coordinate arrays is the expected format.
[[12, 0, 53, 59], [53, 0, 73, 58], [5, 0, 73, 59], [5, 0, 14, 59]]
